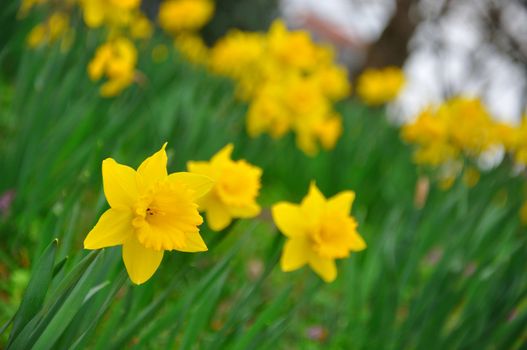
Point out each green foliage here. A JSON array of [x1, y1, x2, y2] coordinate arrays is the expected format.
[[0, 11, 526, 350]]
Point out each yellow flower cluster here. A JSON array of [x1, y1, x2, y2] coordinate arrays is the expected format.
[[156, 0, 213, 65], [21, 0, 154, 97], [85, 144, 365, 284], [356, 66, 405, 106], [85, 143, 262, 284], [402, 97, 515, 167], [20, 0, 75, 49], [208, 20, 351, 156], [79, 0, 152, 39], [79, 0, 153, 97]]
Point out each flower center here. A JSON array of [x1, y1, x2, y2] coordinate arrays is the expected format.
[[308, 213, 355, 259], [131, 179, 203, 251]]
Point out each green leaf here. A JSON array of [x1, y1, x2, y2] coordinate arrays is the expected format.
[[7, 239, 58, 346], [229, 286, 292, 350], [180, 271, 228, 350], [29, 250, 105, 350], [69, 271, 128, 350], [7, 250, 101, 350]]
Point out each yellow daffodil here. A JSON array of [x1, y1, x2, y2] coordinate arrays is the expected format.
[[401, 97, 514, 171], [129, 13, 154, 39], [88, 37, 137, 97], [84, 144, 214, 284], [158, 0, 214, 35], [357, 66, 405, 105], [27, 12, 70, 48], [272, 182, 366, 282], [187, 144, 262, 231], [268, 20, 319, 71], [79, 0, 140, 29], [209, 20, 349, 156]]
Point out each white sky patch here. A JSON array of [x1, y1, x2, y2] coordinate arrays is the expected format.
[[280, 0, 527, 125]]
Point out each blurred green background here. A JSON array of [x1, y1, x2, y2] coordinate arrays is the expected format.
[[1, 0, 526, 349]]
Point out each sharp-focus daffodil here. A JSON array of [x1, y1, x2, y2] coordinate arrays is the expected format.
[[84, 144, 213, 284], [272, 182, 366, 282]]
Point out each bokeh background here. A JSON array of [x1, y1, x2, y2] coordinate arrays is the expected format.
[[1, 0, 527, 348]]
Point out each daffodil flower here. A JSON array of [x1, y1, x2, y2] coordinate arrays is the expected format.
[[84, 144, 213, 284], [187, 144, 262, 231], [272, 182, 366, 282]]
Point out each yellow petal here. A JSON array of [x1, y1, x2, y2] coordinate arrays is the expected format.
[[168, 172, 214, 200], [187, 161, 214, 178], [350, 232, 367, 251], [137, 143, 168, 190], [229, 203, 261, 218], [271, 202, 305, 238], [309, 255, 337, 283], [327, 191, 355, 214], [301, 181, 326, 217], [102, 158, 138, 210], [211, 143, 234, 164], [122, 236, 164, 284], [84, 208, 133, 250], [280, 238, 309, 272], [206, 200, 232, 231], [82, 0, 105, 28], [178, 231, 208, 252]]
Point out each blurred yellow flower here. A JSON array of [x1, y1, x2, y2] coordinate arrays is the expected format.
[[247, 83, 291, 139], [493, 122, 517, 152], [209, 30, 266, 98], [313, 65, 351, 101], [267, 20, 320, 71], [88, 37, 137, 97], [356, 66, 405, 106], [440, 98, 496, 155], [187, 144, 262, 231], [174, 34, 209, 65], [401, 97, 513, 171], [158, 0, 214, 34], [110, 0, 140, 10], [512, 116, 527, 166], [27, 12, 70, 48], [79, 0, 145, 36], [272, 182, 365, 282], [129, 13, 153, 39], [314, 114, 343, 151], [402, 108, 458, 166], [84, 144, 214, 284], [209, 20, 350, 156]]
